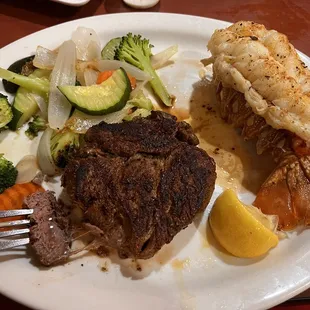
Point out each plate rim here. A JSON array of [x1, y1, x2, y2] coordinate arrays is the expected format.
[[1, 12, 310, 310], [0, 12, 232, 51]]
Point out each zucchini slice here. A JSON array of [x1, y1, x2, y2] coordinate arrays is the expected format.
[[9, 87, 39, 131], [58, 68, 131, 115]]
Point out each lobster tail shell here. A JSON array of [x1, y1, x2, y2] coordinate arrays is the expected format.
[[216, 82, 289, 157], [216, 82, 310, 230]]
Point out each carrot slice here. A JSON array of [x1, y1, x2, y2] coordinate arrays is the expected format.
[[96, 70, 114, 84], [97, 70, 137, 89], [0, 183, 45, 222]]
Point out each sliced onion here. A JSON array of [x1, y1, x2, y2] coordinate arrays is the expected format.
[[84, 68, 99, 86], [16, 155, 39, 184], [151, 45, 178, 69], [48, 40, 77, 130], [32, 93, 48, 119], [84, 40, 101, 61], [94, 60, 152, 81], [66, 105, 134, 134], [37, 127, 57, 176], [72, 26, 101, 61], [32, 171, 45, 186], [33, 46, 57, 70]]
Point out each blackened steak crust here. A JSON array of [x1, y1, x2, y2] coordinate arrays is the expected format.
[[62, 111, 216, 259], [24, 191, 71, 266]]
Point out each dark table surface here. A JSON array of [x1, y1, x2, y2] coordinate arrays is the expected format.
[[1, 0, 310, 309]]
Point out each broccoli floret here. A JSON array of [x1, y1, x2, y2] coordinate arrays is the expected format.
[[50, 130, 80, 168], [0, 93, 13, 129], [25, 116, 47, 140], [0, 154, 18, 193], [114, 33, 173, 107]]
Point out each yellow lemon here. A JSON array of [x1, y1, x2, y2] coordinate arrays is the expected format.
[[209, 189, 279, 258]]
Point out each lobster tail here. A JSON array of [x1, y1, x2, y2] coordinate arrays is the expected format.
[[216, 82, 310, 230], [206, 20, 310, 231]]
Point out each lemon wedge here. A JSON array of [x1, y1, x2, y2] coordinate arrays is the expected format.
[[209, 189, 279, 258]]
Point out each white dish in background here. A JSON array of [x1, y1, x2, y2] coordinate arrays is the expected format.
[[1, 12, 310, 310], [123, 0, 160, 9], [51, 0, 90, 7]]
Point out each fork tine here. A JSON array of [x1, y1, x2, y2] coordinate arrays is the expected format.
[[0, 228, 30, 238], [0, 238, 30, 250], [0, 210, 32, 251], [0, 209, 33, 218], [0, 219, 31, 228]]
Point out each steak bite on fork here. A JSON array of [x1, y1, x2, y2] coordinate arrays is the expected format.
[[24, 191, 72, 266]]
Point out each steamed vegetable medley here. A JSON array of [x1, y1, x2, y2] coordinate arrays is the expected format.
[[0, 27, 178, 188]]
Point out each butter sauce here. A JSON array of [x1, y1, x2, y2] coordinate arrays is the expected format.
[[188, 79, 274, 194]]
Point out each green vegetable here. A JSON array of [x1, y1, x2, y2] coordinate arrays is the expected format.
[[29, 69, 51, 80], [25, 115, 47, 140], [50, 130, 80, 168], [58, 68, 131, 115], [127, 90, 153, 110], [115, 33, 172, 106], [124, 108, 151, 121], [8, 69, 50, 131], [0, 93, 13, 129], [101, 37, 122, 60], [0, 154, 18, 194], [9, 87, 39, 131], [0, 67, 49, 97], [2, 55, 35, 94]]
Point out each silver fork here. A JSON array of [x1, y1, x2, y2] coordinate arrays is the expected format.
[[0, 209, 33, 250]]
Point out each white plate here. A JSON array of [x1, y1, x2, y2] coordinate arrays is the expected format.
[[51, 0, 90, 7], [1, 13, 310, 310]]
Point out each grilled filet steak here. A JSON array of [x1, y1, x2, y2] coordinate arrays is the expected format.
[[62, 111, 216, 259]]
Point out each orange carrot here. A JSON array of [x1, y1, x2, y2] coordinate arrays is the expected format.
[[96, 70, 137, 89], [96, 70, 114, 84], [0, 182, 45, 212]]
